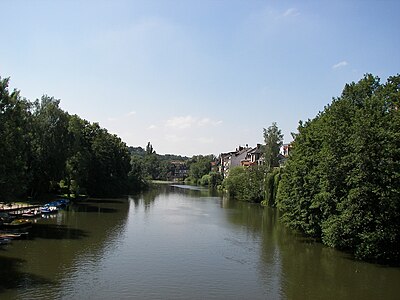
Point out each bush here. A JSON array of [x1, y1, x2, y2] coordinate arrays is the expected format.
[[277, 74, 400, 264], [223, 166, 265, 202]]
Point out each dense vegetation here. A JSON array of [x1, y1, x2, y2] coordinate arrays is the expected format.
[[3, 72, 399, 264], [0, 77, 144, 199], [130, 145, 220, 191], [277, 74, 400, 264], [129, 143, 221, 187], [223, 166, 266, 202], [129, 142, 189, 182], [222, 74, 399, 265], [185, 155, 222, 187], [223, 122, 284, 203]]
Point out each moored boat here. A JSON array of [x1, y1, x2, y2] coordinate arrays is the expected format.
[[40, 206, 58, 214], [1, 219, 32, 229], [22, 209, 41, 218], [0, 238, 11, 245]]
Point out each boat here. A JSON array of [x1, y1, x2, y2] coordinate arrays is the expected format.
[[0, 238, 11, 245], [21, 209, 41, 218], [1, 219, 32, 229], [39, 198, 70, 214], [0, 212, 15, 224], [0, 233, 23, 239], [46, 199, 70, 209], [40, 206, 58, 214], [0, 231, 29, 239]]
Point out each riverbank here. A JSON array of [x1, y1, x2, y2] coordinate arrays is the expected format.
[[0, 202, 40, 212], [2, 186, 399, 300]]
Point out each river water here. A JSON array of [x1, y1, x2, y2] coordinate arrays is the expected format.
[[1, 184, 399, 299]]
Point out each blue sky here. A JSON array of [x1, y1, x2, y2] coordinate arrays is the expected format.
[[1, 0, 399, 156]]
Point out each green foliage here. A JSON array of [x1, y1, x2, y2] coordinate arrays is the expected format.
[[188, 155, 213, 181], [209, 171, 223, 187], [0, 76, 146, 199], [145, 141, 155, 155], [142, 151, 161, 180], [277, 74, 400, 264], [130, 143, 189, 181], [223, 166, 265, 202], [199, 171, 223, 187], [199, 174, 212, 186], [128, 146, 146, 157], [128, 156, 148, 191], [0, 77, 31, 199], [29, 96, 70, 196], [263, 122, 283, 170], [184, 176, 197, 185], [87, 127, 131, 196], [262, 168, 282, 207]]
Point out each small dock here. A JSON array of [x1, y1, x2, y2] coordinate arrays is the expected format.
[[0, 203, 41, 213]]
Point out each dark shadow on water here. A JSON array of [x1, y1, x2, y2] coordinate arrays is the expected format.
[[84, 199, 125, 204], [0, 255, 53, 294], [290, 229, 400, 267], [30, 224, 88, 240], [341, 250, 400, 268], [70, 204, 118, 214]]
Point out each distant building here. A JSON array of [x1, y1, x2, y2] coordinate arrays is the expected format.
[[219, 145, 263, 178], [170, 161, 188, 180], [240, 144, 264, 167], [278, 143, 293, 166], [219, 146, 250, 178], [280, 143, 292, 157], [210, 161, 218, 172]]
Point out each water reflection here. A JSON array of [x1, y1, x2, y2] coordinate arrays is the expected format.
[[0, 256, 52, 293], [0, 197, 130, 299], [221, 196, 400, 300], [30, 223, 88, 240], [1, 188, 399, 299]]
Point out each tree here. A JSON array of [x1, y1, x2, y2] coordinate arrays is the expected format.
[[28, 96, 70, 197], [86, 126, 131, 196], [0, 77, 31, 199], [64, 115, 95, 196], [223, 166, 265, 202], [188, 155, 213, 183], [0, 75, 148, 198], [128, 155, 148, 191], [145, 142, 155, 155], [263, 122, 283, 170], [277, 74, 400, 264]]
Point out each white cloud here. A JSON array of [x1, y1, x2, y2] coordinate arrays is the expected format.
[[165, 115, 223, 129], [164, 134, 185, 142], [126, 110, 136, 116], [332, 61, 348, 69], [107, 110, 137, 122], [148, 124, 157, 130], [165, 115, 196, 129], [197, 118, 223, 127], [282, 8, 300, 18]]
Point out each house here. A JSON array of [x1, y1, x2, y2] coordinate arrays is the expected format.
[[280, 143, 292, 157], [240, 144, 264, 167], [219, 146, 252, 178], [170, 161, 188, 180], [278, 143, 292, 166]]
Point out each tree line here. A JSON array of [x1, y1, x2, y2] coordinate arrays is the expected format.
[[130, 142, 222, 187], [277, 74, 399, 264], [223, 74, 400, 265], [0, 77, 145, 199], [222, 122, 283, 203]]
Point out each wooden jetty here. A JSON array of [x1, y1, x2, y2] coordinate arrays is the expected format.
[[0, 203, 42, 213]]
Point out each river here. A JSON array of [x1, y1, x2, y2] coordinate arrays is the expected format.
[[0, 184, 399, 299]]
